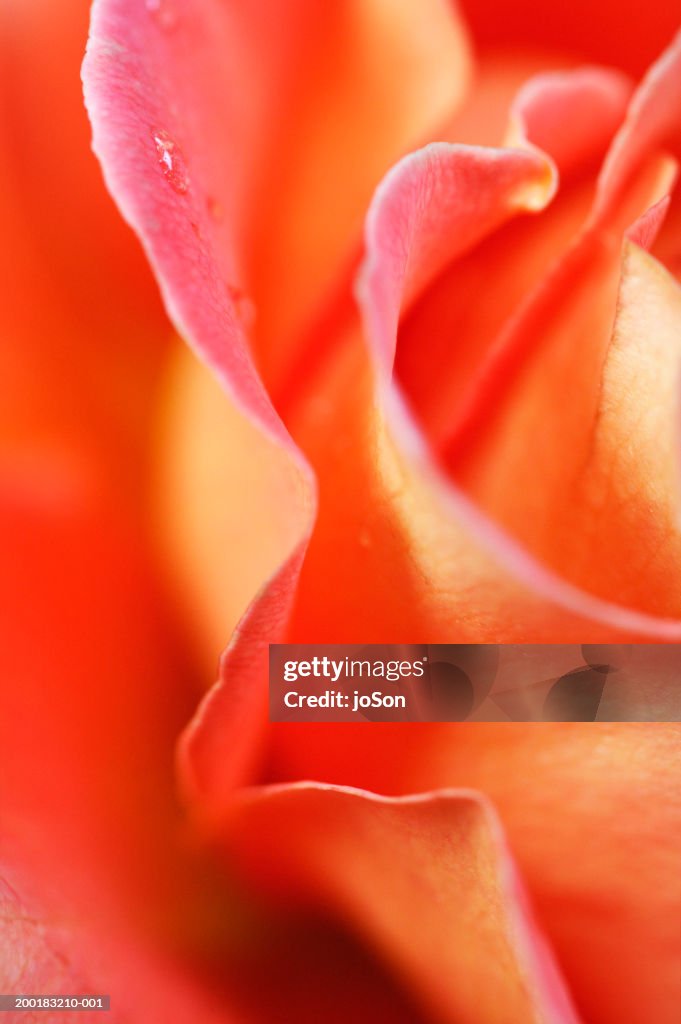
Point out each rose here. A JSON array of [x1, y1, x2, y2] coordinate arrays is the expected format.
[[1, 1, 680, 1023]]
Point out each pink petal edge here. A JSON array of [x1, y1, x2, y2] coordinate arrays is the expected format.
[[82, 1, 317, 800]]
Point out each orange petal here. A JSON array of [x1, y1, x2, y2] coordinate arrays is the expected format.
[[286, 322, 681, 641], [155, 345, 311, 676], [222, 784, 581, 1024], [269, 725, 681, 1024]]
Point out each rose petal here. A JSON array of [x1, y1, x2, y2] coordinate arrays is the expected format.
[[222, 784, 581, 1024], [357, 142, 556, 372], [439, 52, 574, 149], [626, 194, 671, 250], [0, 0, 166, 340], [270, 726, 681, 1024], [1, 0, 171, 493], [178, 547, 307, 804], [593, 28, 681, 224], [395, 67, 633, 445], [506, 67, 633, 178], [84, 0, 318, 796], [0, 458, 215, 932], [0, 855, 239, 1024], [355, 39, 681, 629], [285, 321, 681, 641], [443, 209, 681, 620], [652, 186, 681, 278], [83, 0, 471, 394], [156, 345, 311, 676]]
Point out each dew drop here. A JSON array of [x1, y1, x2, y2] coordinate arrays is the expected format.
[[145, 0, 179, 31], [152, 129, 189, 194], [207, 196, 224, 221], [358, 527, 372, 549], [227, 285, 256, 329]]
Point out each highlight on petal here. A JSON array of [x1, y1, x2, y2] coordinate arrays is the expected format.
[[269, 726, 681, 1024], [222, 784, 581, 1024]]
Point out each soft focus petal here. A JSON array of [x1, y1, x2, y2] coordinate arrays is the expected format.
[[156, 345, 307, 675], [457, 0, 679, 76], [270, 727, 681, 1024], [0, 456, 213, 936], [222, 784, 581, 1024], [1, 0, 219, 947], [1, 0, 170, 492], [506, 67, 633, 178], [0, 854, 239, 1024]]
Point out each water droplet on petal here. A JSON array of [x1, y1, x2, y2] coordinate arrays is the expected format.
[[146, 0, 179, 31], [207, 196, 224, 221], [358, 527, 372, 549], [152, 129, 189, 194], [227, 285, 256, 329]]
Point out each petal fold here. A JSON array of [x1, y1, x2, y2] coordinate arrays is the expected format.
[[222, 784, 581, 1024], [270, 726, 681, 1024]]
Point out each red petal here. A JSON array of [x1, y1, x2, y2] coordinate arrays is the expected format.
[[458, 0, 680, 77]]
